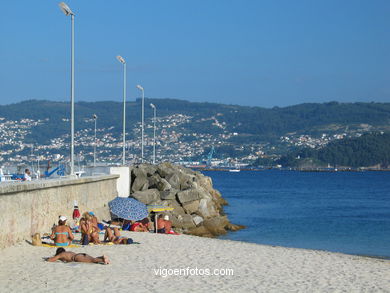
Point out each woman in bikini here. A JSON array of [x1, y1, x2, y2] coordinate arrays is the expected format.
[[46, 247, 110, 264], [50, 216, 74, 246], [129, 218, 150, 232], [104, 227, 133, 244], [80, 212, 100, 245]]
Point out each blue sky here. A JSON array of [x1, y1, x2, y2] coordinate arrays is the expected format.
[[0, 0, 389, 107]]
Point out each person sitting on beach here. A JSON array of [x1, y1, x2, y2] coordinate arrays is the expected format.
[[157, 215, 177, 234], [163, 215, 172, 233], [80, 212, 100, 245], [104, 227, 133, 244], [156, 215, 166, 233], [130, 218, 150, 232], [89, 211, 104, 231], [50, 216, 74, 246], [46, 247, 110, 264]]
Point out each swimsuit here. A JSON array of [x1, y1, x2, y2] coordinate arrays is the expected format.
[[72, 253, 87, 262], [130, 222, 141, 231], [55, 242, 70, 246], [55, 232, 69, 236], [157, 228, 165, 233], [55, 231, 70, 246]]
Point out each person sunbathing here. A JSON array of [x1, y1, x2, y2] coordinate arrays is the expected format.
[[50, 216, 74, 246], [104, 227, 133, 244], [156, 214, 166, 233], [130, 218, 150, 232], [80, 212, 100, 245], [157, 215, 177, 234], [46, 247, 109, 264]]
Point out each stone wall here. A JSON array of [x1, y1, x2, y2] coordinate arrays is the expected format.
[[0, 175, 119, 248]]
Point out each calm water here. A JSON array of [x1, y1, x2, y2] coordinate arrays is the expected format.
[[203, 170, 390, 258]]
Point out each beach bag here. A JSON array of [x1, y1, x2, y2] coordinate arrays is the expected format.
[[32, 233, 42, 246]]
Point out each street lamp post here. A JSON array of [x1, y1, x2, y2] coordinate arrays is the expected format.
[[116, 55, 126, 165], [58, 2, 75, 175], [150, 103, 156, 164], [136, 85, 144, 163], [93, 114, 97, 166]]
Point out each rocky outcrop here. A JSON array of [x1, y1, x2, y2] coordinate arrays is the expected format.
[[129, 162, 244, 237]]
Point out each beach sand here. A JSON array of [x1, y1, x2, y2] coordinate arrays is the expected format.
[[0, 231, 389, 293]]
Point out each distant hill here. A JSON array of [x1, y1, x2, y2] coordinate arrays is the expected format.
[[276, 132, 390, 168], [1, 99, 390, 165], [1, 99, 390, 145]]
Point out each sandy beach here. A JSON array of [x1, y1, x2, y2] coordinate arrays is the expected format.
[[0, 232, 389, 293]]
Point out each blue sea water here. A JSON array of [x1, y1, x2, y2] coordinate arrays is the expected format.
[[203, 170, 390, 258]]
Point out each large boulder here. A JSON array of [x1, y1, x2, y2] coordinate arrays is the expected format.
[[177, 214, 196, 229], [182, 200, 200, 214], [197, 198, 218, 218], [131, 189, 160, 205], [192, 214, 204, 226], [177, 188, 200, 204], [131, 174, 149, 192], [147, 174, 161, 189], [160, 189, 178, 200], [132, 167, 147, 179], [156, 178, 172, 191], [157, 162, 175, 178], [187, 225, 213, 237], [138, 164, 157, 176], [163, 199, 186, 216], [166, 173, 181, 189], [203, 216, 229, 236]]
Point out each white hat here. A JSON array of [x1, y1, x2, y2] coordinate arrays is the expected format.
[[59, 216, 67, 222], [164, 215, 169, 221]]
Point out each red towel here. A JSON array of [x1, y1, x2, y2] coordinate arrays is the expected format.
[[72, 207, 80, 219]]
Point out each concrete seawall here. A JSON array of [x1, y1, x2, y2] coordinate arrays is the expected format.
[[0, 175, 119, 248]]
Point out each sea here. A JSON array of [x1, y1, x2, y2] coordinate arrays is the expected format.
[[203, 170, 390, 259]]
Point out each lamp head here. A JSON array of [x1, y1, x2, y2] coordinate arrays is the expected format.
[[150, 103, 156, 109], [93, 114, 97, 120], [116, 55, 126, 64], [58, 2, 74, 16], [136, 85, 144, 91]]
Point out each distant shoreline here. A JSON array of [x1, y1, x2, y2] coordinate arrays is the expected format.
[[197, 167, 390, 172]]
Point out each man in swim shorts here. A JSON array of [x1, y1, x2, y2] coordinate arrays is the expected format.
[[46, 248, 110, 264]]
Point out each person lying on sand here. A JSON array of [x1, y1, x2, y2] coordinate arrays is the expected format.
[[130, 218, 150, 232], [104, 227, 133, 244], [46, 248, 110, 264]]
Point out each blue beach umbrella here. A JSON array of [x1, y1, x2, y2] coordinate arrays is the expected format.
[[108, 197, 148, 221]]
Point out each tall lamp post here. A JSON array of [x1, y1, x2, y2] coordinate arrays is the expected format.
[[58, 2, 75, 175], [150, 103, 156, 164], [93, 114, 97, 166], [136, 85, 144, 163], [116, 55, 126, 165]]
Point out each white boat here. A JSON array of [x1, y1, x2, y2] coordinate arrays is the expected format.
[[229, 169, 240, 172]]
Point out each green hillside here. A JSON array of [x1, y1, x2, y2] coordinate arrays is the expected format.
[[276, 132, 390, 168], [1, 99, 390, 145]]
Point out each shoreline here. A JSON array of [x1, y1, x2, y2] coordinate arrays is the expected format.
[[217, 235, 390, 261], [1, 232, 389, 292]]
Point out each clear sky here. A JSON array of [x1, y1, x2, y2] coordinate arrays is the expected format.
[[0, 0, 389, 108]]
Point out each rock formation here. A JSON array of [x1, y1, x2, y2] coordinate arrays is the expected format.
[[129, 162, 244, 237]]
